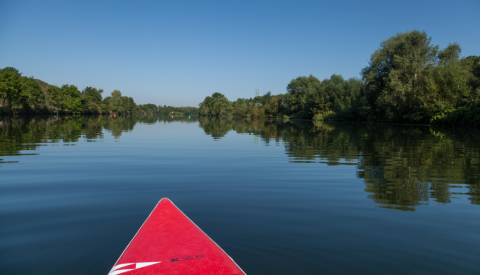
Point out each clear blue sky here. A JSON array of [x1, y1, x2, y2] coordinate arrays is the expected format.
[[1, 0, 479, 106]]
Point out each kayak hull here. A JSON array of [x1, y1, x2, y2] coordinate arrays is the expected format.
[[109, 198, 246, 275]]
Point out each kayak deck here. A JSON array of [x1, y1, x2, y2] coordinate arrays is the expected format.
[[109, 198, 246, 275]]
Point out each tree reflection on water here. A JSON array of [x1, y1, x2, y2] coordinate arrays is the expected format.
[[198, 117, 480, 209], [1, 115, 479, 210]]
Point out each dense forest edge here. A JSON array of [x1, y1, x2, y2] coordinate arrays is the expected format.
[[0, 69, 198, 117], [198, 30, 480, 125], [2, 30, 479, 125]]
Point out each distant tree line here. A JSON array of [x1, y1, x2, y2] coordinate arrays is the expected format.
[[0, 67, 198, 116], [137, 105, 198, 115], [198, 30, 480, 125], [198, 91, 284, 118]]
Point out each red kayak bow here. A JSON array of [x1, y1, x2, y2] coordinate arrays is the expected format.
[[109, 198, 246, 275]]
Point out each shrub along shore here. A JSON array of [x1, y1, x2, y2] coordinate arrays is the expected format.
[[198, 30, 480, 125]]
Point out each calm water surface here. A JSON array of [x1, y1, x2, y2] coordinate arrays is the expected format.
[[1, 115, 479, 274]]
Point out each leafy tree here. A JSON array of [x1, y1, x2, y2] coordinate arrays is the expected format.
[[48, 85, 62, 112], [362, 30, 439, 121], [285, 75, 321, 116], [462, 55, 480, 103], [60, 84, 82, 113], [261, 91, 272, 105], [110, 90, 126, 114], [1, 67, 22, 77], [0, 69, 21, 108], [124, 96, 137, 114], [138, 103, 157, 114], [0, 67, 44, 112], [19, 77, 44, 111], [360, 31, 476, 123], [232, 98, 249, 117], [198, 93, 231, 116], [101, 90, 138, 115], [103, 96, 113, 113], [418, 44, 471, 121], [82, 86, 104, 113], [49, 84, 82, 113], [285, 74, 363, 119]]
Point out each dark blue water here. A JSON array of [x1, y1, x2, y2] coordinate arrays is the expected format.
[[1, 116, 479, 274]]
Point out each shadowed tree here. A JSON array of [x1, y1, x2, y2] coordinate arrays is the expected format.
[[19, 77, 44, 111], [0, 69, 21, 108], [361, 30, 439, 121], [82, 86, 104, 113]]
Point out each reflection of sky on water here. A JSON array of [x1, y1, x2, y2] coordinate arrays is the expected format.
[[1, 115, 480, 275]]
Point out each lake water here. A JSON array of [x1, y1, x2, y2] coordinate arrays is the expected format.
[[1, 115, 479, 274]]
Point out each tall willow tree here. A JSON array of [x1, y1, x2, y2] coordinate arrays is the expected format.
[[361, 30, 439, 121], [361, 30, 473, 122]]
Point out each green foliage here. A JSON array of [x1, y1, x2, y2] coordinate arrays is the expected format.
[[358, 31, 479, 123], [103, 90, 137, 115], [462, 55, 480, 103], [137, 103, 157, 114], [124, 97, 137, 114], [0, 68, 44, 113], [195, 30, 478, 126], [82, 87, 104, 113], [1, 67, 22, 77], [2, 28, 478, 125], [282, 74, 363, 119], [284, 75, 320, 115], [198, 92, 283, 118], [0, 66, 199, 117], [435, 107, 480, 126], [60, 84, 82, 113], [362, 30, 438, 121], [232, 98, 249, 117], [2, 116, 479, 208], [111, 90, 124, 113], [19, 77, 44, 111], [198, 93, 232, 116], [262, 94, 282, 117], [47, 85, 62, 111], [156, 105, 198, 115], [0, 69, 21, 109]]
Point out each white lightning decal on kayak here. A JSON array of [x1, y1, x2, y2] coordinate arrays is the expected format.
[[109, 262, 161, 275]]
